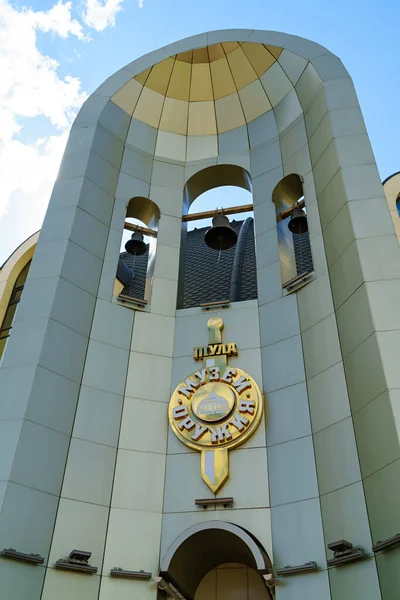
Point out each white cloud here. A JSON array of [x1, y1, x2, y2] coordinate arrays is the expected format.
[[0, 0, 88, 262], [138, 0, 144, 7], [83, 0, 124, 32], [1, 132, 69, 220], [0, 1, 87, 129], [0, 0, 128, 262], [33, 1, 86, 40]]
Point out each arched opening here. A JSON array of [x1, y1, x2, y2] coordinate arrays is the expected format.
[[0, 232, 37, 361], [272, 174, 313, 288], [177, 165, 257, 309], [396, 193, 400, 217], [183, 165, 252, 211], [0, 260, 31, 360], [116, 196, 160, 305], [160, 521, 273, 600]]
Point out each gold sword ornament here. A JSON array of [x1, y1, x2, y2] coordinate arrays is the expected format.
[[168, 316, 263, 493]]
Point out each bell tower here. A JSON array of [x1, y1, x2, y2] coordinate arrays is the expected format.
[[0, 29, 399, 600]]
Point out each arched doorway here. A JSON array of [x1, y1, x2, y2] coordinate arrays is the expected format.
[[160, 521, 273, 600]]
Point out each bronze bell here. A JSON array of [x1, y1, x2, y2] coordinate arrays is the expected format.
[[125, 230, 147, 255], [288, 205, 308, 234], [204, 212, 238, 250]]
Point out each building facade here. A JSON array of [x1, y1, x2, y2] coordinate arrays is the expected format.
[[0, 29, 399, 600]]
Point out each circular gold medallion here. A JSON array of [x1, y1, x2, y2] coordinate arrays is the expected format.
[[168, 366, 263, 451]]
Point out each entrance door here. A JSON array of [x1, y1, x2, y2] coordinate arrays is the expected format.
[[195, 563, 270, 600]]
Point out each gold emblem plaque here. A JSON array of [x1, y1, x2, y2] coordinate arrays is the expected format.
[[168, 316, 263, 493]]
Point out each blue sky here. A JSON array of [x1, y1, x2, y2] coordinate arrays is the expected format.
[[0, 0, 399, 263]]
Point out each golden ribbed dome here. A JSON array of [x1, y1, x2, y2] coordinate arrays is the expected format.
[[111, 42, 290, 136]]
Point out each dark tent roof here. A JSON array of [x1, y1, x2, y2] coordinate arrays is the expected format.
[[119, 218, 257, 309], [119, 217, 312, 309]]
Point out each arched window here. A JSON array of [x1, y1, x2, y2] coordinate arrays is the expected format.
[[116, 196, 160, 308], [177, 165, 257, 309], [396, 194, 400, 217], [0, 261, 31, 360], [272, 174, 314, 288]]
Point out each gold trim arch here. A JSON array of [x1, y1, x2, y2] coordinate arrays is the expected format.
[[383, 171, 400, 243], [0, 231, 38, 327]]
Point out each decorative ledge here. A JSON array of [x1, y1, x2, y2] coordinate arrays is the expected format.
[[118, 294, 148, 308], [1, 548, 44, 565], [110, 568, 152, 579], [373, 534, 400, 553], [200, 299, 230, 310], [195, 497, 234, 509], [55, 550, 97, 575], [276, 561, 318, 576], [282, 271, 313, 292], [327, 540, 366, 567]]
